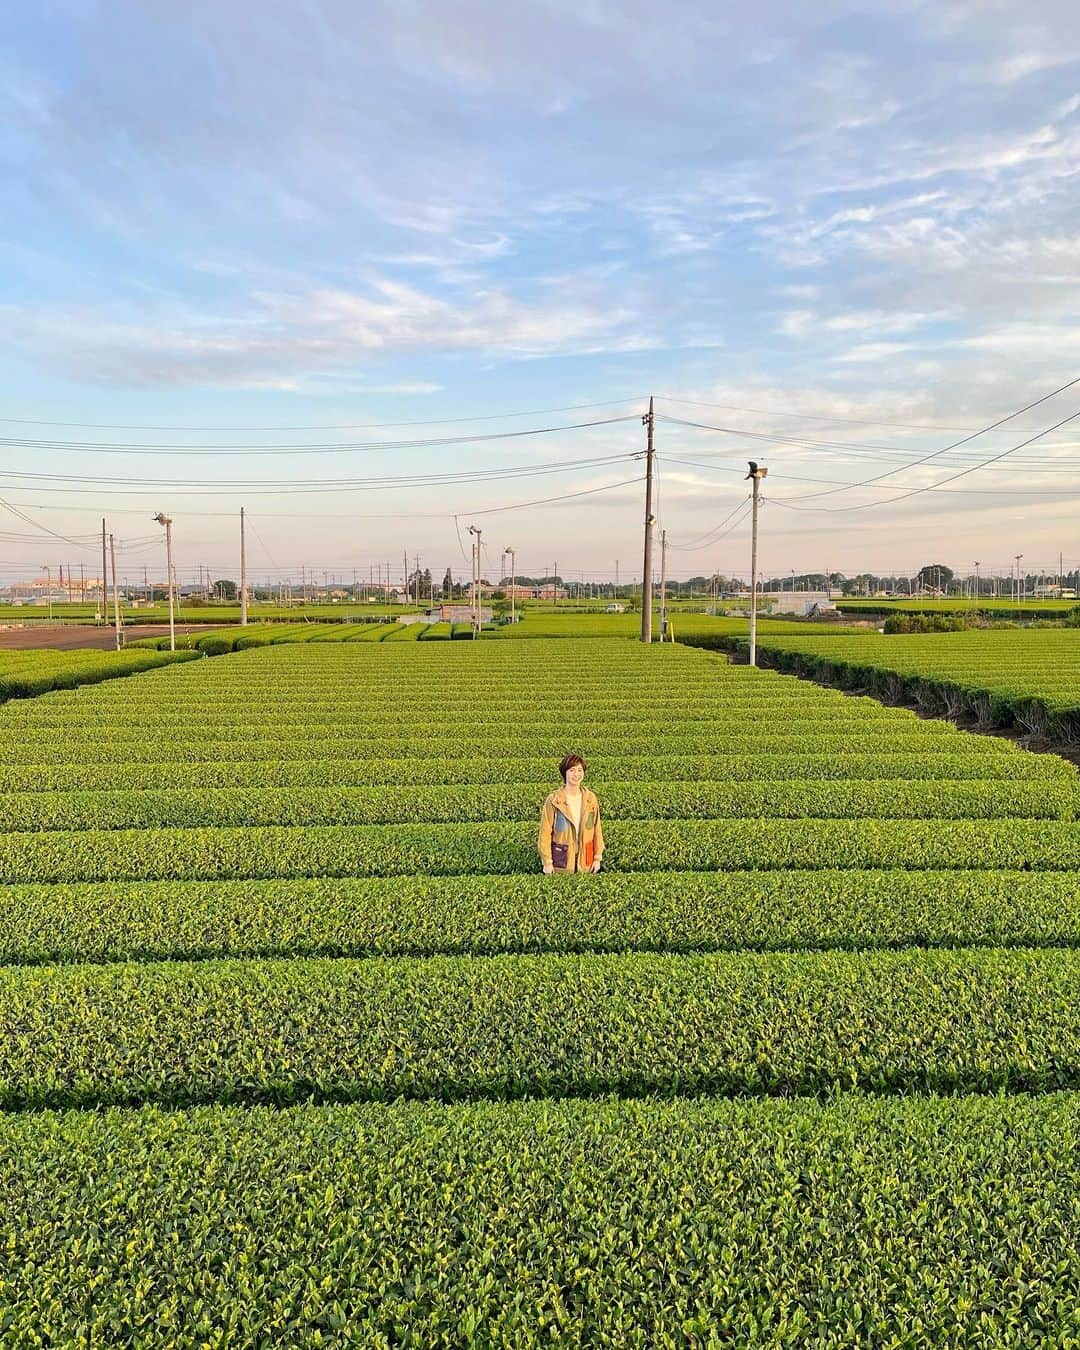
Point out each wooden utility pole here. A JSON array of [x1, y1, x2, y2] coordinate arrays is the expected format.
[[640, 397, 655, 643]]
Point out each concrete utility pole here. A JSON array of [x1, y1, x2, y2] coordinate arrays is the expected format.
[[42, 564, 53, 622], [746, 461, 769, 667], [659, 528, 668, 642], [109, 533, 123, 650], [552, 559, 558, 610], [974, 561, 980, 604], [468, 525, 482, 638], [240, 507, 249, 626], [504, 546, 516, 624], [1015, 553, 1023, 604], [153, 513, 175, 652], [100, 519, 107, 624], [640, 397, 655, 644]]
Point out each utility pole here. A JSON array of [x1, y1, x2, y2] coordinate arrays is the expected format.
[[153, 513, 175, 652], [974, 561, 980, 604], [1015, 553, 1023, 604], [659, 528, 668, 642], [240, 506, 249, 625], [100, 519, 107, 624], [505, 546, 516, 624], [746, 461, 769, 667], [553, 560, 558, 610], [80, 562, 85, 604], [109, 533, 123, 649], [640, 397, 655, 643], [42, 564, 53, 622], [468, 526, 481, 637], [414, 554, 420, 608], [615, 559, 619, 599]]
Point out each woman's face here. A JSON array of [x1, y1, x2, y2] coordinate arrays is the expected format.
[[565, 762, 585, 789]]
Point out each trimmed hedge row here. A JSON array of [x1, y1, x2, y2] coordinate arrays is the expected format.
[[3, 869, 1080, 966], [3, 778, 1078, 832], [725, 631, 1080, 741], [0, 648, 197, 701], [0, 729, 998, 765], [0, 749, 1065, 794], [0, 946, 1078, 1108], [4, 1093, 1078, 1345], [5, 818, 1080, 882]]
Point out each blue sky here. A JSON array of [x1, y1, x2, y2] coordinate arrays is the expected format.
[[2, 0, 1079, 585]]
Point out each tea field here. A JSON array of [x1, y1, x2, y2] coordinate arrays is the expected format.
[[731, 628, 1080, 741], [0, 646, 197, 702], [2, 638, 1080, 1342]]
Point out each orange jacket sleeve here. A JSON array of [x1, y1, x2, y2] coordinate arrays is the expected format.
[[594, 798, 604, 859]]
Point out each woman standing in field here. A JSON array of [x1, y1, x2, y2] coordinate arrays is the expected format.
[[538, 753, 604, 874]]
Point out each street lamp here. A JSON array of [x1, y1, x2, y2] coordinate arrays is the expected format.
[[745, 461, 768, 667], [153, 513, 175, 651], [468, 525, 481, 638], [504, 546, 516, 625]]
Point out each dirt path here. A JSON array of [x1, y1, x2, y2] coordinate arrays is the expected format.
[[0, 625, 227, 651]]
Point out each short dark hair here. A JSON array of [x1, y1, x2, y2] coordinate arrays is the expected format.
[[559, 753, 587, 782]]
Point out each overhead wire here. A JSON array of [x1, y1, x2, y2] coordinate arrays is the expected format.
[[767, 373, 1080, 503], [0, 449, 638, 495], [0, 414, 638, 455], [0, 397, 645, 434], [769, 406, 1080, 513], [666, 493, 753, 552]]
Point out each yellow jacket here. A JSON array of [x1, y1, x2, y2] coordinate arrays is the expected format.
[[538, 786, 604, 873]]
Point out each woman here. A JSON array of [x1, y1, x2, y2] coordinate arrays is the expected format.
[[538, 753, 604, 874]]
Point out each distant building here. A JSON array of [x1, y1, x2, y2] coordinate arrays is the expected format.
[[762, 591, 834, 618], [431, 604, 494, 623]]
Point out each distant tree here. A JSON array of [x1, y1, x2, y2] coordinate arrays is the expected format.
[[915, 563, 954, 592], [212, 579, 238, 601], [442, 567, 453, 600]]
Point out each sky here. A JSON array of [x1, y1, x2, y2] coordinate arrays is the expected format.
[[1, 0, 1079, 587]]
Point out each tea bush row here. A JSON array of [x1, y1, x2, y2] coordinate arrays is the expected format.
[[3, 778, 1077, 833], [3, 868, 1080, 966], [4, 1092, 1077, 1346], [0, 946, 1078, 1109], [5, 818, 1080, 883], [0, 749, 1065, 794]]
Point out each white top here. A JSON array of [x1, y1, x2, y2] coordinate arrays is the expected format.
[[563, 791, 583, 831]]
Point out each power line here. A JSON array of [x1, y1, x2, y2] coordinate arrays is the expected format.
[[0, 450, 637, 494], [667, 494, 753, 552], [0, 397, 644, 434], [0, 414, 637, 455], [770, 406, 1080, 513], [771, 373, 1080, 503], [656, 395, 1026, 434]]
